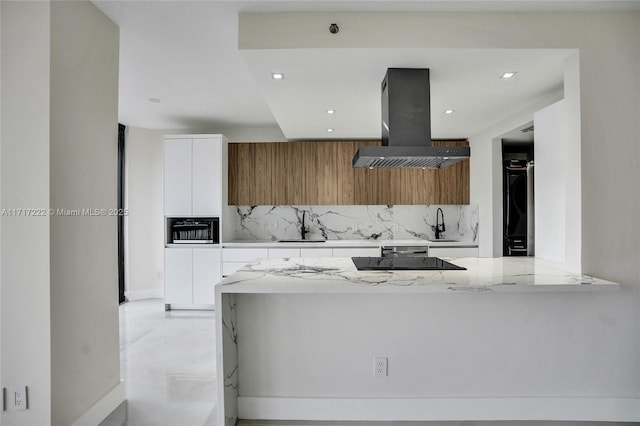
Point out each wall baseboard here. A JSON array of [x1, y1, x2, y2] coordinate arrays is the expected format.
[[125, 288, 163, 301], [70, 381, 125, 426], [238, 397, 640, 422]]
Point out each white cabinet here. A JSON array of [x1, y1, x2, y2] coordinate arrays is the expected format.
[[222, 248, 269, 277], [268, 248, 300, 258], [164, 135, 226, 216], [192, 138, 222, 215], [164, 247, 221, 309], [193, 248, 221, 305], [164, 138, 192, 216], [428, 246, 479, 258], [300, 247, 333, 258], [163, 134, 226, 310], [332, 247, 380, 257], [164, 248, 193, 305]]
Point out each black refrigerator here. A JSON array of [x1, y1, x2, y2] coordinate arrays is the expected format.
[[503, 159, 534, 256]]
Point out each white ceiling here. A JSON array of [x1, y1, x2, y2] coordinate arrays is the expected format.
[[241, 48, 570, 139], [93, 0, 640, 139]]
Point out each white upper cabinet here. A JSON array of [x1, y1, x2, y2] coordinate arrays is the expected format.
[[164, 138, 192, 216], [192, 138, 222, 216], [164, 135, 226, 216]]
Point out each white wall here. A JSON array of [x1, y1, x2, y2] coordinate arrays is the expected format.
[[214, 125, 286, 142], [124, 127, 165, 300], [1, 1, 122, 425], [237, 10, 640, 417], [49, 2, 121, 424], [563, 52, 582, 273], [534, 99, 567, 263], [238, 292, 639, 420], [0, 2, 52, 424]]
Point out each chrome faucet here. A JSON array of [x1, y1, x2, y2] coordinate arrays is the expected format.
[[434, 208, 445, 240]]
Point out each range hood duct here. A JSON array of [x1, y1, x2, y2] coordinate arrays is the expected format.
[[352, 68, 470, 169]]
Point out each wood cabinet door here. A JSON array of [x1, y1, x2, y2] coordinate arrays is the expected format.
[[228, 141, 469, 205]]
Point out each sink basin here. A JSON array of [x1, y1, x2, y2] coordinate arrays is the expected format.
[[278, 239, 326, 243], [428, 239, 461, 243]]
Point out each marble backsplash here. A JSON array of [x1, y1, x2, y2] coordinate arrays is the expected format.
[[231, 205, 479, 242]]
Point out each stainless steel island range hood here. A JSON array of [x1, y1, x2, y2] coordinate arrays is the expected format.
[[352, 68, 470, 169]]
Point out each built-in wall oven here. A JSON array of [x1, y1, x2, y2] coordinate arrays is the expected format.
[[166, 217, 219, 245]]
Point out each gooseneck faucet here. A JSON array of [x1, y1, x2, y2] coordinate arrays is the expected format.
[[434, 208, 445, 240], [301, 210, 308, 240]]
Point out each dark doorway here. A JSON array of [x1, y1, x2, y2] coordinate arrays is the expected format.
[[502, 140, 534, 257], [118, 124, 126, 304]]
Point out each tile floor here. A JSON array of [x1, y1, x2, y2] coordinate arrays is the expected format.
[[102, 299, 637, 426], [101, 298, 217, 426]]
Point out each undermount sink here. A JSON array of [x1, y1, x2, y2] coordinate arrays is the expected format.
[[428, 239, 461, 243], [277, 239, 326, 243]]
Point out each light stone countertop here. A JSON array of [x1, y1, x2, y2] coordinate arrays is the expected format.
[[216, 256, 619, 294], [221, 239, 478, 248]]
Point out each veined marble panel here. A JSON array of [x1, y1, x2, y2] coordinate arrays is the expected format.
[[232, 205, 479, 242], [215, 292, 238, 426], [217, 257, 620, 293]]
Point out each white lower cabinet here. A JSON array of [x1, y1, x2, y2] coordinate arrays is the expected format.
[[165, 248, 192, 305], [332, 247, 381, 257], [300, 247, 333, 258], [222, 248, 269, 277], [192, 248, 221, 304], [164, 247, 221, 309], [428, 246, 479, 258], [268, 248, 300, 258]]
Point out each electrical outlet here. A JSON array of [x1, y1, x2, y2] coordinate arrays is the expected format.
[[268, 221, 278, 230], [374, 357, 388, 377], [391, 223, 399, 232], [351, 223, 358, 232], [10, 386, 27, 411]]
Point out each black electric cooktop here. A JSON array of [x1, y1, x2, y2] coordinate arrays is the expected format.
[[351, 257, 466, 271]]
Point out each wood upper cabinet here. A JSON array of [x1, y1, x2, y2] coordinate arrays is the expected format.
[[228, 140, 469, 205]]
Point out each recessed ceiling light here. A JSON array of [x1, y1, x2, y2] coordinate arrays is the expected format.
[[326, 109, 335, 114], [271, 73, 285, 80], [326, 128, 334, 132], [444, 109, 455, 114], [148, 97, 161, 103], [500, 71, 517, 79]]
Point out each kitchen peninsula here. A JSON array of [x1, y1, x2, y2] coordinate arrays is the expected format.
[[215, 257, 621, 426]]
